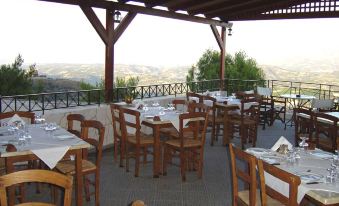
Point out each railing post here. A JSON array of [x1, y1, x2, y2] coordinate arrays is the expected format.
[[66, 92, 69, 107], [77, 91, 80, 106], [42, 94, 45, 115], [14, 97, 17, 111], [54, 93, 57, 109], [88, 90, 91, 105], [28, 95, 31, 112], [319, 84, 322, 99], [0, 95, 2, 113], [98, 90, 101, 105]]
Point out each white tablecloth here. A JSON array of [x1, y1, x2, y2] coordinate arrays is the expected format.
[[0, 125, 86, 169]]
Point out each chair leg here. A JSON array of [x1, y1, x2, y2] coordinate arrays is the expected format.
[[135, 145, 140, 177], [84, 177, 91, 201], [180, 150, 186, 181], [143, 147, 147, 164], [95, 171, 100, 206], [126, 143, 130, 173], [114, 137, 118, 162], [119, 140, 125, 168], [163, 146, 168, 176]]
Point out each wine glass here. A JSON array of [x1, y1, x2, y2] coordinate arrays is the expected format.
[[299, 136, 309, 151]]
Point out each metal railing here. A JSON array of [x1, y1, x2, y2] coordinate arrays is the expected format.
[[1, 79, 338, 114]]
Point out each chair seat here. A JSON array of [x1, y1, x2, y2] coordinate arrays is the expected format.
[[238, 190, 281, 206], [127, 133, 154, 145], [56, 159, 96, 175], [165, 139, 202, 148], [160, 127, 178, 137]]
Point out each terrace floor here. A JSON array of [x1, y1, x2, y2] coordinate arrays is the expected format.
[[29, 122, 294, 206], [95, 122, 293, 206]]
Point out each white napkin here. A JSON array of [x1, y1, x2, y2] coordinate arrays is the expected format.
[[7, 114, 25, 126], [189, 97, 200, 103], [32, 146, 70, 169], [271, 136, 293, 151], [203, 100, 213, 107]]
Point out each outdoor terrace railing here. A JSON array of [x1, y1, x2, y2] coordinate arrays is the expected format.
[[1, 79, 338, 114]]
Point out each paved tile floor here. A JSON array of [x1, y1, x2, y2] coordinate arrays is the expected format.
[[28, 122, 294, 206]]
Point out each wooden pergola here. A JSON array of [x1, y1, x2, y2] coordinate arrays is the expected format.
[[38, 0, 339, 101]]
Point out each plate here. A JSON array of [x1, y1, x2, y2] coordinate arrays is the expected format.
[[246, 147, 272, 156], [54, 134, 75, 140], [309, 150, 333, 159], [294, 172, 324, 183], [260, 155, 283, 164]]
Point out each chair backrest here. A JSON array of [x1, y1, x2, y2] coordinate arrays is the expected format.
[[81, 120, 105, 168], [313, 112, 338, 152], [187, 102, 210, 113], [67, 113, 85, 138], [0, 169, 73, 206], [121, 108, 142, 143], [110, 104, 127, 139], [240, 98, 260, 122], [229, 144, 257, 206], [0, 111, 35, 125], [186, 92, 202, 103], [293, 108, 314, 144], [202, 95, 216, 108], [311, 99, 335, 111], [256, 87, 272, 97], [257, 159, 301, 206], [178, 111, 208, 146], [172, 99, 187, 112]]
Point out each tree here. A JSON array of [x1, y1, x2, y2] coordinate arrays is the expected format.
[[186, 49, 265, 82], [0, 55, 36, 96]]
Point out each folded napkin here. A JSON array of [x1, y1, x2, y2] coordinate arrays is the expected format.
[[32, 146, 70, 169], [189, 97, 200, 103], [271, 136, 293, 151], [7, 114, 25, 126]]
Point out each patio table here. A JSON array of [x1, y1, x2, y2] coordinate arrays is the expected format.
[[0, 125, 90, 206], [248, 148, 339, 205], [280, 94, 316, 128]]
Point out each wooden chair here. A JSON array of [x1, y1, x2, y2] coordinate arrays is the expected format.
[[110, 103, 127, 167], [229, 144, 259, 206], [228, 99, 260, 149], [123, 107, 154, 177], [186, 92, 202, 103], [293, 108, 315, 147], [160, 99, 187, 138], [67, 113, 85, 138], [163, 111, 208, 181], [0, 169, 73, 206], [257, 159, 301, 206], [0, 111, 35, 125], [313, 112, 338, 153], [213, 103, 239, 146], [56, 120, 105, 206], [256, 87, 274, 130], [271, 97, 286, 126]]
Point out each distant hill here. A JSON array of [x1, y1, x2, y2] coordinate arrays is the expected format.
[[35, 64, 190, 86]]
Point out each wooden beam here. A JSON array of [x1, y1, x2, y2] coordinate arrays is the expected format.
[[219, 27, 226, 83], [210, 25, 224, 51], [204, 0, 265, 17], [105, 9, 114, 102], [145, 0, 171, 8], [228, 11, 339, 21], [114, 12, 136, 44], [80, 5, 108, 45], [187, 0, 228, 15], [38, 0, 230, 27]]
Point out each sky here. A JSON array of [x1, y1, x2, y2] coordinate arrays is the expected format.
[[1, 0, 339, 68]]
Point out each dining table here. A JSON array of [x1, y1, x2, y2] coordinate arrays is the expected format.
[[0, 124, 90, 206], [119, 102, 202, 177], [247, 147, 339, 205]]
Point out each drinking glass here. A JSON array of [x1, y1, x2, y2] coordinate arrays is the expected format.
[[299, 136, 309, 151]]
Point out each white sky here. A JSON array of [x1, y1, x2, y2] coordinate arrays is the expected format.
[[1, 0, 339, 67]]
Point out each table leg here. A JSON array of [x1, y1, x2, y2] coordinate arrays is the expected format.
[[153, 125, 161, 178], [75, 149, 83, 206]]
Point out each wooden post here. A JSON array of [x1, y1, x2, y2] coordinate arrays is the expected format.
[[220, 26, 226, 90], [105, 9, 114, 102], [210, 25, 226, 90]]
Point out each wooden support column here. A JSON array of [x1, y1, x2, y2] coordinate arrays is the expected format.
[[81, 3, 136, 102], [210, 25, 226, 90], [105, 9, 114, 102]]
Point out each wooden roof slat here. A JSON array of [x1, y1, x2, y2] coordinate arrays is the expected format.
[[219, 0, 319, 21], [163, 0, 198, 11], [186, 0, 233, 15]]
